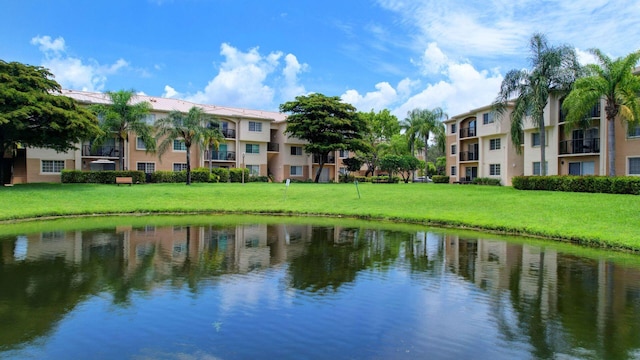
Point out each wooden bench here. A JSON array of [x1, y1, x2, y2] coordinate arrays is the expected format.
[[116, 177, 133, 186]]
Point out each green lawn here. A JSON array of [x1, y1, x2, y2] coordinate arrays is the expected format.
[[1, 182, 638, 250]]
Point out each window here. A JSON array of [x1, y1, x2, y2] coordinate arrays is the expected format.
[[569, 161, 595, 175], [173, 163, 188, 172], [339, 149, 349, 158], [42, 160, 64, 173], [290, 146, 303, 156], [246, 144, 260, 154], [483, 112, 494, 125], [290, 166, 303, 176], [628, 124, 640, 138], [173, 139, 186, 151], [246, 165, 260, 176], [489, 164, 501, 176], [137, 162, 155, 173], [451, 166, 457, 176], [451, 144, 457, 155], [628, 158, 640, 175], [141, 114, 156, 125], [136, 137, 147, 150], [249, 121, 262, 132], [531, 132, 540, 147], [451, 123, 457, 134], [489, 138, 501, 150], [532, 161, 548, 175]]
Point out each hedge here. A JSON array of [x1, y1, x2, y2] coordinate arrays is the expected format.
[[512, 175, 640, 195], [472, 177, 501, 186], [431, 175, 450, 183], [61, 170, 145, 184]]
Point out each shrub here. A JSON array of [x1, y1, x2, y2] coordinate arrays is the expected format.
[[210, 168, 230, 183], [61, 170, 145, 184], [284, 178, 314, 183], [229, 168, 250, 183], [472, 177, 501, 186], [191, 168, 212, 183], [432, 175, 449, 183], [249, 176, 269, 182], [512, 175, 640, 195]]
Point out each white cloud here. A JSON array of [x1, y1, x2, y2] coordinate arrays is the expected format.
[[341, 81, 399, 112], [31, 35, 129, 92], [167, 43, 307, 110], [413, 42, 448, 75], [162, 85, 181, 98], [576, 48, 599, 66]]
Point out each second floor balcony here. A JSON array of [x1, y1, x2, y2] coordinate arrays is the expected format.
[[313, 154, 335, 164], [82, 145, 120, 157], [459, 151, 479, 161], [267, 142, 279, 152], [559, 138, 600, 155], [207, 151, 236, 161], [221, 128, 236, 139], [460, 127, 477, 138]]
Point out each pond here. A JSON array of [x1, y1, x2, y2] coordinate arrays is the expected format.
[[1, 215, 640, 359]]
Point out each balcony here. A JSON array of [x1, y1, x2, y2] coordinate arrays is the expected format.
[[313, 154, 335, 164], [82, 145, 120, 157], [221, 128, 236, 139], [559, 138, 600, 155], [459, 151, 479, 161], [459, 127, 477, 138], [207, 151, 236, 161], [267, 142, 279, 152]]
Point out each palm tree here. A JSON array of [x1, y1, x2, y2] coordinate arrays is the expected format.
[[562, 49, 640, 176], [155, 106, 220, 185], [92, 90, 155, 170], [202, 120, 225, 176], [401, 108, 447, 180], [493, 33, 580, 175]]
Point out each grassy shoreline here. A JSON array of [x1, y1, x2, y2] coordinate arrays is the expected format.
[[1, 182, 638, 251]]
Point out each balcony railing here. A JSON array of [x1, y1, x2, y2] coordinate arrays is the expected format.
[[459, 127, 477, 138], [559, 138, 600, 155], [82, 145, 120, 157], [313, 154, 335, 164], [221, 128, 236, 139], [267, 142, 279, 152], [207, 151, 236, 161], [459, 151, 479, 161]]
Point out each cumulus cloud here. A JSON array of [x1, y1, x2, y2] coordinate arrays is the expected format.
[[31, 35, 129, 92], [162, 85, 181, 98], [168, 43, 308, 109], [342, 42, 502, 119]]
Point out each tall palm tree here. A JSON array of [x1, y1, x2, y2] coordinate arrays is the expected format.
[[92, 90, 155, 170], [401, 108, 447, 180], [203, 123, 225, 176], [155, 106, 220, 185], [562, 49, 640, 176], [493, 33, 581, 175]]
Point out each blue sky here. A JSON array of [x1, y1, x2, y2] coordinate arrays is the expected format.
[[2, 0, 639, 118]]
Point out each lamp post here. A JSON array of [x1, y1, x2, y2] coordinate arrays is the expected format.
[[242, 152, 245, 185]]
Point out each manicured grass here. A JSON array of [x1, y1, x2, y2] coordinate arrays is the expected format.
[[1, 182, 639, 250]]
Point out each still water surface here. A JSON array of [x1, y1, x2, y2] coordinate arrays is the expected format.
[[1, 216, 640, 359]]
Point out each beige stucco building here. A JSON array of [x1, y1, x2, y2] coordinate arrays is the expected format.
[[6, 90, 353, 184]]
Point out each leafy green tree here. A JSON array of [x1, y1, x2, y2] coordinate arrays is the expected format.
[[379, 154, 420, 183], [493, 33, 580, 175], [401, 108, 446, 180], [562, 49, 640, 176], [280, 93, 368, 182], [0, 60, 100, 183], [357, 109, 400, 176], [436, 156, 446, 175], [155, 106, 221, 185], [91, 90, 155, 170]]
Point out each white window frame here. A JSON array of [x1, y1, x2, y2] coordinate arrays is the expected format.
[[628, 157, 640, 175], [246, 164, 260, 176], [248, 121, 262, 132], [136, 137, 147, 150], [339, 149, 349, 158], [489, 163, 501, 176], [246, 143, 260, 154], [489, 138, 501, 151], [173, 163, 188, 172], [41, 160, 64, 174], [137, 162, 156, 173], [451, 144, 457, 155], [451, 166, 457, 176], [290, 166, 303, 176], [451, 123, 457, 134], [290, 146, 303, 156], [483, 112, 494, 125], [173, 139, 187, 152], [532, 161, 548, 175]]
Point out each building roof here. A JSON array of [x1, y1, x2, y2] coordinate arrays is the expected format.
[[62, 89, 288, 123]]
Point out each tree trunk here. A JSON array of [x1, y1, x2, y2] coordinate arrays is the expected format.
[[118, 137, 126, 170], [186, 145, 192, 185], [423, 134, 429, 180], [539, 122, 546, 176], [606, 101, 618, 177], [208, 146, 212, 176], [314, 161, 324, 183]]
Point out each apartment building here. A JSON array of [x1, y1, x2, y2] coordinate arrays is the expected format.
[[445, 95, 640, 185], [6, 90, 352, 184]]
